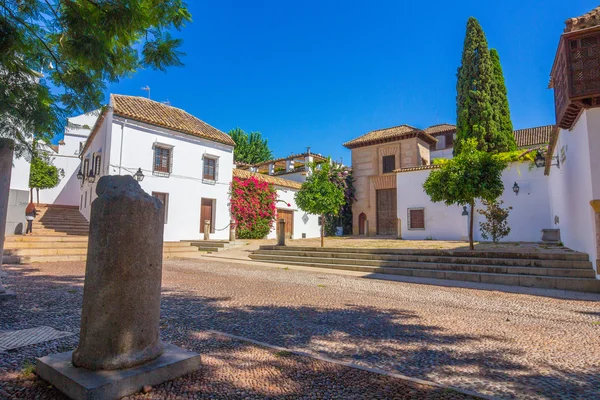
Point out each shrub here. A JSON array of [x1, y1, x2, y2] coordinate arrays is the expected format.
[[230, 176, 277, 239], [477, 199, 512, 243]]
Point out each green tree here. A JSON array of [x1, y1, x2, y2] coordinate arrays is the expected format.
[[229, 128, 273, 164], [477, 199, 512, 243], [295, 159, 345, 247], [0, 0, 192, 156], [490, 49, 516, 152], [29, 155, 60, 204], [423, 139, 507, 250], [455, 17, 499, 154]]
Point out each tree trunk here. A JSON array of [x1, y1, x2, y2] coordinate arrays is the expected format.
[[469, 200, 475, 250], [36, 188, 39, 205], [30, 187, 33, 203], [320, 214, 325, 248]]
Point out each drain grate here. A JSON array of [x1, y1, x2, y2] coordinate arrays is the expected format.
[[0, 326, 73, 351]]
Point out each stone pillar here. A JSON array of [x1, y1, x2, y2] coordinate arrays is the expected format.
[[590, 200, 600, 274], [397, 218, 402, 239], [277, 218, 286, 246], [204, 220, 211, 241], [72, 176, 165, 370], [0, 139, 14, 299], [229, 219, 236, 242], [286, 159, 295, 172]]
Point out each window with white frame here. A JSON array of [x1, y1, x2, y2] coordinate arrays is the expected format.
[[93, 153, 102, 176], [153, 143, 173, 177], [203, 155, 219, 182], [408, 208, 425, 230]]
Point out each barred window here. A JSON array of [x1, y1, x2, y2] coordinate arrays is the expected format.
[[408, 208, 425, 230], [94, 154, 102, 175], [153, 145, 173, 177]]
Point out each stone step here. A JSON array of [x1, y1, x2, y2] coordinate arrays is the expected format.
[[4, 241, 89, 249], [251, 250, 592, 269], [192, 246, 223, 253], [30, 229, 89, 235], [163, 242, 196, 248], [5, 235, 89, 242], [4, 248, 88, 256], [190, 241, 229, 248], [258, 245, 590, 262], [19, 254, 88, 263], [249, 254, 597, 278], [35, 220, 89, 226], [164, 251, 206, 259], [249, 258, 600, 293], [162, 247, 200, 254]]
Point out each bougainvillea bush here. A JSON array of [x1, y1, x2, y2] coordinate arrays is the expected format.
[[230, 176, 277, 239]]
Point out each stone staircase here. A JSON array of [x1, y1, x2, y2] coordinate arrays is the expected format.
[[33, 205, 90, 236], [249, 246, 600, 293], [189, 240, 238, 253]]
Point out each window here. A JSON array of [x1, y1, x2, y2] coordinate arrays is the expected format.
[[80, 194, 83, 210], [445, 132, 454, 148], [203, 156, 218, 182], [153, 145, 172, 176], [408, 208, 425, 230], [152, 192, 169, 224], [94, 154, 102, 175], [382, 155, 395, 174], [435, 135, 446, 150], [83, 158, 90, 177], [84, 191, 87, 209]]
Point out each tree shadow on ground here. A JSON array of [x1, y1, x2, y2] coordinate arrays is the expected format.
[[1, 263, 599, 399]]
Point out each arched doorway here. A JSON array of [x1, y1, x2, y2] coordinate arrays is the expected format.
[[358, 213, 367, 235]]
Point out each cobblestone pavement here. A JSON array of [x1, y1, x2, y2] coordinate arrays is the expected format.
[[1, 260, 600, 399]]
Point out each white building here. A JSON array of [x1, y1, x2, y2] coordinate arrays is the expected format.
[[78, 94, 235, 242], [36, 113, 96, 206], [6, 148, 31, 235]]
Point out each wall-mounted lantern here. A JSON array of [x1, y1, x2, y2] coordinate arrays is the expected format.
[[461, 206, 469, 216], [513, 182, 520, 195], [87, 169, 96, 184], [534, 150, 560, 169], [76, 169, 84, 180], [133, 168, 145, 182]]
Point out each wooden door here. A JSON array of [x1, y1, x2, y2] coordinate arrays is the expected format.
[[276, 209, 294, 239], [200, 198, 214, 233], [358, 213, 366, 235], [376, 189, 397, 235]]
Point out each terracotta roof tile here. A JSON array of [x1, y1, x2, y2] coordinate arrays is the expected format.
[[343, 125, 437, 149], [233, 168, 302, 190], [424, 123, 456, 136], [111, 94, 235, 146], [513, 125, 554, 148], [565, 6, 600, 33], [394, 164, 441, 173]]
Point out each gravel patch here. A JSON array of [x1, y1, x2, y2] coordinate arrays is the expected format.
[[1, 260, 599, 399]]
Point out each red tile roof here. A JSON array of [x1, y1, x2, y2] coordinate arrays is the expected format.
[[343, 125, 437, 149], [565, 6, 600, 33], [233, 168, 302, 190]]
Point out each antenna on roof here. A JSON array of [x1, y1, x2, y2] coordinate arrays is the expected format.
[[161, 99, 171, 106], [141, 85, 151, 99], [306, 146, 311, 155]]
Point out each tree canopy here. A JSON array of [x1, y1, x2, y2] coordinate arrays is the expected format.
[[455, 17, 515, 154], [423, 139, 507, 249], [0, 0, 192, 155], [295, 159, 345, 247], [229, 128, 273, 164], [490, 49, 516, 152]]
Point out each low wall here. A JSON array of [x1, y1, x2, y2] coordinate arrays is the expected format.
[[6, 189, 29, 235], [396, 162, 552, 243]]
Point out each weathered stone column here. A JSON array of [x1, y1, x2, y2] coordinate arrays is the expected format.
[[590, 200, 600, 274], [203, 220, 210, 240], [0, 139, 14, 299], [72, 175, 165, 370], [277, 218, 286, 246], [229, 219, 236, 242]]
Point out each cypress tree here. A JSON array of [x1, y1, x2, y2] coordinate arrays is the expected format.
[[455, 17, 497, 154], [490, 49, 517, 152]]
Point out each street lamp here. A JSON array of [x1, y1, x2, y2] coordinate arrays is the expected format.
[[534, 150, 560, 169], [133, 168, 145, 182], [87, 169, 96, 184], [76, 168, 84, 180], [513, 182, 520, 195]]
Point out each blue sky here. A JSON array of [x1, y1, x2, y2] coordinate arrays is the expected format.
[[99, 1, 596, 163]]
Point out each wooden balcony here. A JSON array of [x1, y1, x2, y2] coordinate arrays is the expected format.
[[551, 27, 600, 129]]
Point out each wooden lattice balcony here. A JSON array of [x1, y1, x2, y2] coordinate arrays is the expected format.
[[551, 27, 600, 129]]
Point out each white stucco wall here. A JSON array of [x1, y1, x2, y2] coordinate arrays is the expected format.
[[396, 162, 552, 243], [266, 187, 321, 240], [548, 109, 599, 274], [37, 113, 95, 206], [80, 112, 234, 242], [6, 152, 31, 235]]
